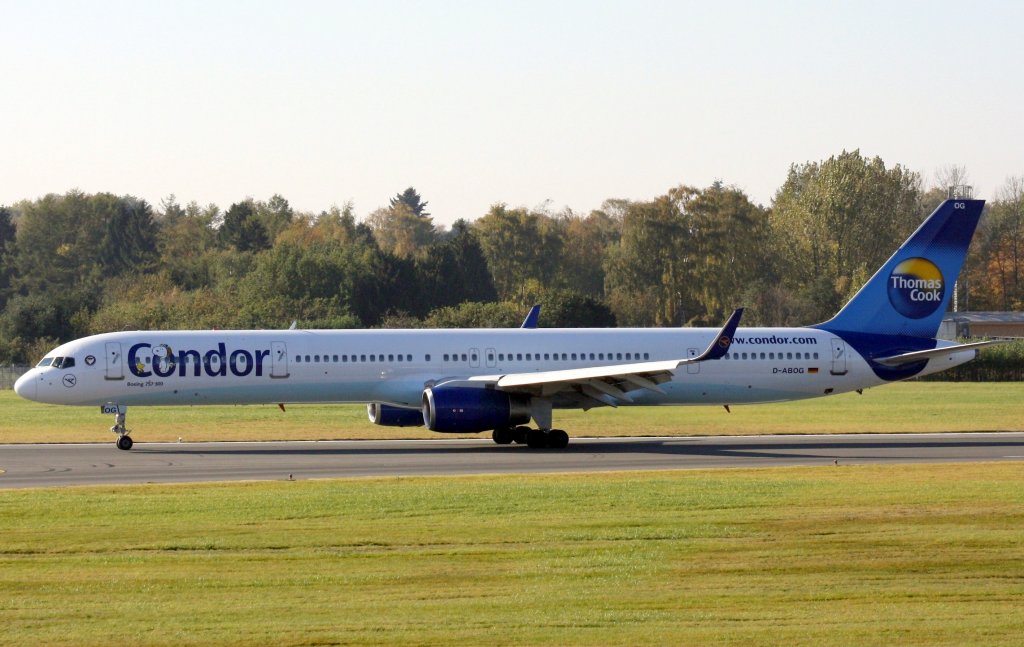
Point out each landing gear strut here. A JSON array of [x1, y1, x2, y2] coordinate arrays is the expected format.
[[110, 408, 133, 450]]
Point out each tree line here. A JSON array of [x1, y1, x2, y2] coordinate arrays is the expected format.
[[1, 149, 1022, 365]]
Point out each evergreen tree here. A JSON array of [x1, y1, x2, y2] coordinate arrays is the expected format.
[[219, 201, 270, 252], [0, 206, 16, 311], [389, 187, 430, 218]]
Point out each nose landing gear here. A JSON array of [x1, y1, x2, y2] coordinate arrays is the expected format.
[[109, 408, 133, 450]]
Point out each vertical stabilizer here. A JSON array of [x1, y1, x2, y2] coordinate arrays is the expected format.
[[815, 198, 984, 338]]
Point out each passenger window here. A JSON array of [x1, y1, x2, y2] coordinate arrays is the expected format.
[[625, 353, 631, 360], [544, 353, 550, 360], [813, 352, 819, 360], [388, 354, 394, 361], [425, 354, 431, 362], [360, 355, 366, 362], [516, 353, 523, 361], [644, 353, 650, 360], [787, 352, 793, 360], [444, 354, 450, 362], [616, 353, 622, 360], [571, 353, 577, 360], [461, 354, 467, 362], [499, 353, 505, 361], [471, 353, 478, 362], [304, 355, 311, 363], [742, 353, 748, 360]]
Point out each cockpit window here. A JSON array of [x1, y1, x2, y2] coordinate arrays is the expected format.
[[53, 357, 76, 369], [36, 357, 54, 368]]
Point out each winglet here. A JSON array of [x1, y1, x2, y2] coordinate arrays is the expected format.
[[520, 305, 541, 329], [693, 308, 744, 362]]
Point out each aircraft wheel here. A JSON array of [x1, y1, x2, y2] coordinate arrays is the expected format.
[[526, 429, 548, 449], [492, 428, 514, 445], [116, 435, 134, 451], [548, 429, 569, 449], [512, 426, 530, 444]]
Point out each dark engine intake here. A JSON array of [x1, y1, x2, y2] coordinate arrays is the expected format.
[[422, 386, 531, 433], [367, 402, 424, 427]]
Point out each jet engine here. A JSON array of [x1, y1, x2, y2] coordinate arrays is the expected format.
[[366, 402, 424, 427], [421, 386, 531, 433]]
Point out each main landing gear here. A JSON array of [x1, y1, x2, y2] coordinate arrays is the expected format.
[[110, 408, 133, 450], [492, 426, 570, 449]]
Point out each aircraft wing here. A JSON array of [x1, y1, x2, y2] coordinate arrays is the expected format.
[[466, 309, 743, 406], [872, 339, 1010, 367]]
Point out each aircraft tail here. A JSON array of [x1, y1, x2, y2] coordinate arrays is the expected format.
[[815, 198, 984, 338]]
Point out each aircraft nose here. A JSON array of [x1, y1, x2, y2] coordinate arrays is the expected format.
[[14, 370, 37, 401]]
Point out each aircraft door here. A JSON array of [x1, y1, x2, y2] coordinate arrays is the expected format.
[[105, 342, 124, 380], [687, 348, 700, 374], [270, 341, 289, 378], [485, 347, 497, 368], [830, 338, 848, 376]]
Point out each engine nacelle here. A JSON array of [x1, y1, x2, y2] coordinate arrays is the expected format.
[[422, 386, 531, 433], [367, 402, 424, 427]]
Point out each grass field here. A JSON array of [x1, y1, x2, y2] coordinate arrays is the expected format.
[[1, 463, 1023, 646], [1, 382, 1021, 444]]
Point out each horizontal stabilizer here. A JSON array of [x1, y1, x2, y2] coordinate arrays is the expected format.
[[873, 340, 1010, 367]]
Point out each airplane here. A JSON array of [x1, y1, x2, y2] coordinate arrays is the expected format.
[[14, 197, 1004, 451]]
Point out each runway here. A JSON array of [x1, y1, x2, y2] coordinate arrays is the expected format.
[[2, 432, 1023, 488]]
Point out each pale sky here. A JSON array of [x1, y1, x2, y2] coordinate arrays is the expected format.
[[2, 1, 1022, 225]]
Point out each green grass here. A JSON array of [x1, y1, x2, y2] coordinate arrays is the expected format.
[[1, 382, 1022, 444], [1, 464, 1023, 645]]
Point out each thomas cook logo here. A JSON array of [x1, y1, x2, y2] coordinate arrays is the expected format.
[[887, 258, 944, 319]]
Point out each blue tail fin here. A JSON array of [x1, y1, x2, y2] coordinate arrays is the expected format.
[[815, 198, 984, 338]]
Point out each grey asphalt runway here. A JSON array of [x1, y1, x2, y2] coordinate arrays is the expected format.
[[2, 432, 1023, 488]]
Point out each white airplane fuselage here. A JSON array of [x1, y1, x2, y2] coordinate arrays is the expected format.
[[15, 326, 974, 410]]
